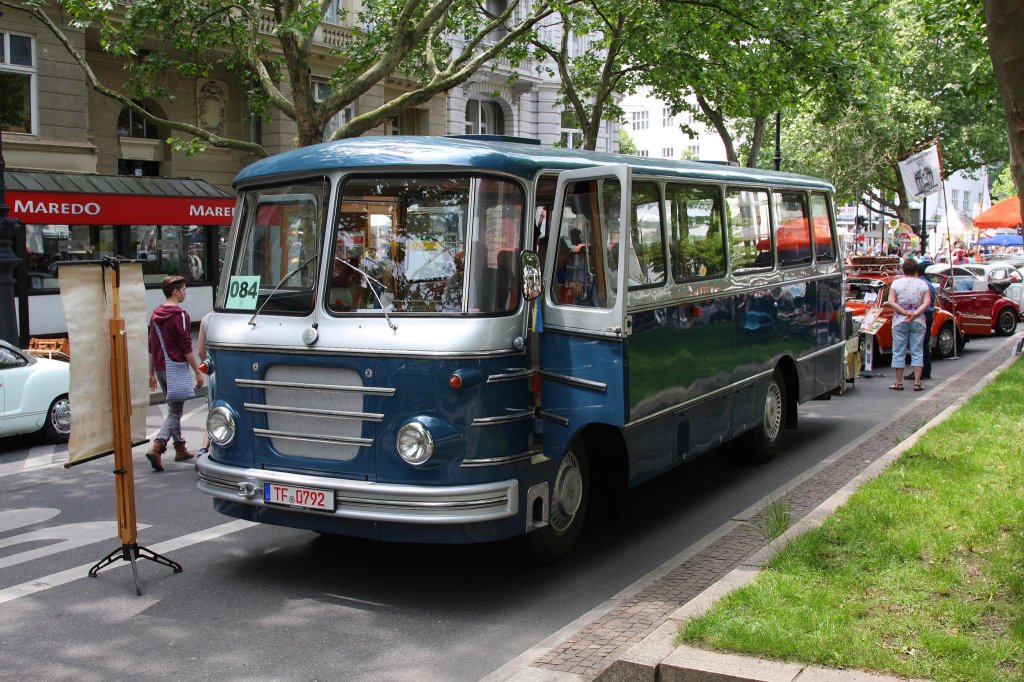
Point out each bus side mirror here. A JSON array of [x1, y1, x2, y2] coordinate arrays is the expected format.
[[521, 250, 542, 302]]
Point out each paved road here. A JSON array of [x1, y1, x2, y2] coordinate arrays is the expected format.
[[0, 336, 1006, 681]]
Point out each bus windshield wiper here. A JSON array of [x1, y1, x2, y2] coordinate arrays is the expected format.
[[336, 257, 397, 332], [248, 254, 318, 327]]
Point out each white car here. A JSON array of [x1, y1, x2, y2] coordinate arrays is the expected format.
[[923, 264, 987, 292], [0, 340, 71, 443], [958, 261, 1024, 313]]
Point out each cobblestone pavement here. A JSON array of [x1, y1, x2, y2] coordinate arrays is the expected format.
[[532, 339, 1018, 679]]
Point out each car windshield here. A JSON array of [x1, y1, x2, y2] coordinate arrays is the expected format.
[[846, 281, 881, 303], [329, 175, 524, 315]]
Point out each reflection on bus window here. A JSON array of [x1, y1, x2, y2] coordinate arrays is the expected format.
[[774, 191, 812, 267], [332, 175, 523, 314], [809, 193, 837, 262], [626, 182, 664, 290], [726, 188, 772, 271], [552, 178, 617, 307], [666, 184, 725, 282]]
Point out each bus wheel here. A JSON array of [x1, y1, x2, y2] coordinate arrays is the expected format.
[[935, 323, 956, 358], [996, 308, 1018, 336], [524, 442, 589, 563], [746, 370, 786, 464]]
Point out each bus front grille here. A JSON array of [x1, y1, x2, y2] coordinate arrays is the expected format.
[[237, 366, 395, 461]]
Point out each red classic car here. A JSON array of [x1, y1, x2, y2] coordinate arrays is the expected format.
[[922, 271, 1019, 337], [846, 274, 965, 361]]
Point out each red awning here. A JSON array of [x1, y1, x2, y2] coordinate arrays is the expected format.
[[972, 196, 1021, 229], [4, 171, 235, 226]]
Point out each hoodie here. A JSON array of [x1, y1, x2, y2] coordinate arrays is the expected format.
[[149, 304, 193, 373]]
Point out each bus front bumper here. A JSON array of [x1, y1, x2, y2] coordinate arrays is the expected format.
[[197, 454, 519, 525]]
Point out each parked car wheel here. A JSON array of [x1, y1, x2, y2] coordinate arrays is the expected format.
[[995, 308, 1018, 336], [935, 323, 956, 359], [522, 441, 589, 563], [42, 394, 71, 443]]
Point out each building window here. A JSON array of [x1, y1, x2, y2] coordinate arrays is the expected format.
[[637, 150, 648, 157], [484, 0, 509, 41], [118, 101, 159, 139], [0, 32, 35, 133], [631, 111, 649, 130], [963, 191, 971, 212], [558, 110, 582, 149], [950, 188, 960, 210], [466, 99, 505, 135], [688, 144, 699, 156], [662, 108, 673, 127], [662, 148, 673, 158], [314, 79, 354, 141]]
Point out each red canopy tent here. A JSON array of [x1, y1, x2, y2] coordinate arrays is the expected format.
[[972, 196, 1021, 229]]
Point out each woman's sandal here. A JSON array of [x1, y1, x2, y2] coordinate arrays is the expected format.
[[889, 383, 904, 390], [913, 383, 924, 391]]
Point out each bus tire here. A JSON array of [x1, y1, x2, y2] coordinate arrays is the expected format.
[[995, 308, 1018, 336], [935, 322, 956, 359], [523, 442, 589, 564], [746, 370, 786, 464]]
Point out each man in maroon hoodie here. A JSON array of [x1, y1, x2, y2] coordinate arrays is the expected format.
[[146, 275, 204, 471]]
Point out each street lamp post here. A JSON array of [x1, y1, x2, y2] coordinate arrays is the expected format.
[[0, 123, 24, 346]]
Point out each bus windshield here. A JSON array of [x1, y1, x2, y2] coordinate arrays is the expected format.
[[329, 175, 524, 314], [222, 178, 328, 315]]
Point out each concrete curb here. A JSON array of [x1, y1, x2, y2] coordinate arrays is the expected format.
[[595, 337, 1022, 682]]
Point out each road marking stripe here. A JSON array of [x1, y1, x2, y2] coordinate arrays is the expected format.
[[0, 519, 255, 605]]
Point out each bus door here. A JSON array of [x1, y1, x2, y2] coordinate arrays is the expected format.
[[538, 165, 630, 458]]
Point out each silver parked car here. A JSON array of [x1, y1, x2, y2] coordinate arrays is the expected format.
[[0, 340, 71, 443]]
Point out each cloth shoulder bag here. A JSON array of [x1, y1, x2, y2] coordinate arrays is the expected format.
[[153, 320, 195, 402]]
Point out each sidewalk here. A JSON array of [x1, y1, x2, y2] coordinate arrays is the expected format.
[[496, 336, 1021, 682]]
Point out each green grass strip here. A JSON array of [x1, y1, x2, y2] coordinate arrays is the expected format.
[[678, 357, 1024, 681]]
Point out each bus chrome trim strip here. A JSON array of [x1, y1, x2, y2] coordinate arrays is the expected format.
[[210, 341, 523, 359], [460, 452, 534, 467], [243, 403, 385, 422], [797, 341, 846, 362], [253, 428, 373, 447], [537, 410, 570, 427], [197, 457, 518, 524], [625, 369, 775, 429], [487, 369, 534, 383], [471, 409, 535, 426], [236, 378, 396, 396], [537, 371, 607, 393]]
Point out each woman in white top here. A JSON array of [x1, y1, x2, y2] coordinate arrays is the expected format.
[[885, 259, 931, 391]]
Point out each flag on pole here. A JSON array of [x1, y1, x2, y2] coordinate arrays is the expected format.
[[897, 144, 942, 201]]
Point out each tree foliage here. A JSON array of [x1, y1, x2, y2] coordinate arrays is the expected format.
[[638, 0, 887, 168], [4, 0, 573, 154], [774, 0, 1007, 222]]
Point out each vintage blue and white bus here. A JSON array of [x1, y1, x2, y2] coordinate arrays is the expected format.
[[197, 135, 844, 560]]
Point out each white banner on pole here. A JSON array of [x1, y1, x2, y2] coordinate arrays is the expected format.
[[898, 144, 942, 201]]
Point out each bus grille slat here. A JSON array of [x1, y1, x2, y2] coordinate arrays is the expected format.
[[249, 366, 387, 461]]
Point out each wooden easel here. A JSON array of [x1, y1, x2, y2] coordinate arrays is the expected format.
[[86, 257, 182, 595]]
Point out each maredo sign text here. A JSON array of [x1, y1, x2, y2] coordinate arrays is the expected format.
[[9, 191, 236, 226]]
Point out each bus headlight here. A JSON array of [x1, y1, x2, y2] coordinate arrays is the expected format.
[[396, 421, 434, 466], [207, 406, 236, 446]]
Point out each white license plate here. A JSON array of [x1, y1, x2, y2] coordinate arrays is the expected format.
[[263, 482, 335, 511]]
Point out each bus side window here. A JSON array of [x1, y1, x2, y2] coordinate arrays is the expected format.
[[809, 193, 837, 262], [726, 188, 773, 272], [666, 183, 726, 282], [626, 181, 665, 289], [552, 178, 616, 308], [774, 191, 812, 267]]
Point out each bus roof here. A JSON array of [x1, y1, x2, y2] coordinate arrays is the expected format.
[[234, 135, 835, 192]]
